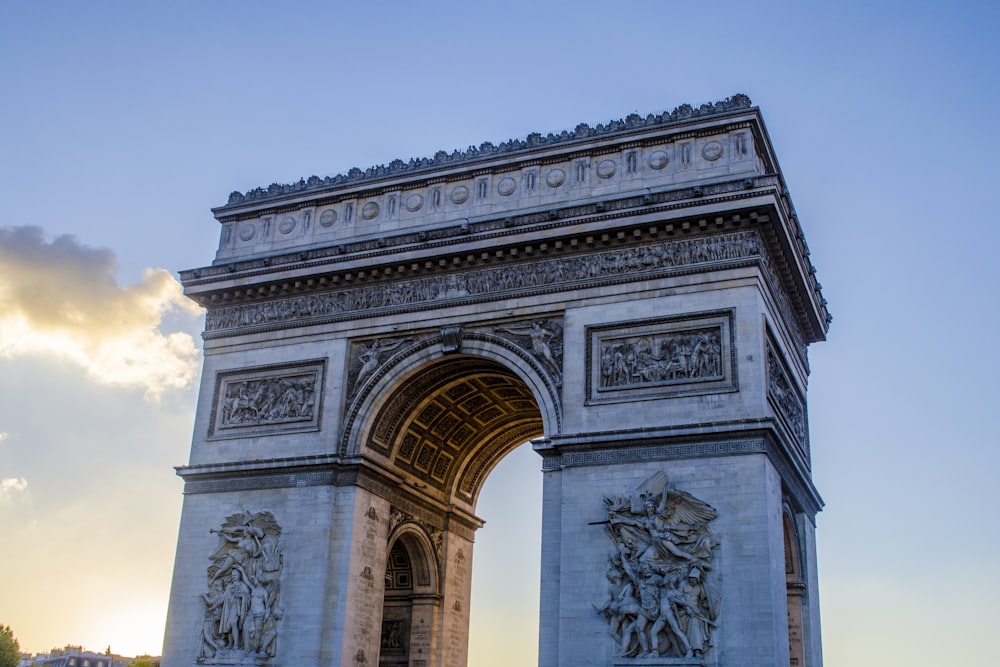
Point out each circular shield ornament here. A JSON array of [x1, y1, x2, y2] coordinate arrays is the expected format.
[[319, 209, 338, 227], [450, 185, 470, 204], [405, 193, 424, 212], [546, 168, 566, 188], [596, 159, 617, 179], [648, 151, 669, 170], [497, 176, 517, 196], [702, 141, 724, 161]]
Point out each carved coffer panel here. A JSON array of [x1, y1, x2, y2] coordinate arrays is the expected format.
[[209, 359, 326, 439], [586, 310, 737, 404]]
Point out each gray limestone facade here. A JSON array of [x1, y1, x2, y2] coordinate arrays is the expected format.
[[161, 95, 828, 667]]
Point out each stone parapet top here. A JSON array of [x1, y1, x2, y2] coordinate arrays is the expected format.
[[216, 94, 753, 211]]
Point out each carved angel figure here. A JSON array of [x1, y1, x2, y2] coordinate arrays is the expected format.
[[199, 510, 284, 663], [354, 337, 414, 389], [495, 320, 563, 383], [596, 472, 720, 658]]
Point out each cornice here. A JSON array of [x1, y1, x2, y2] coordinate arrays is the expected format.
[[537, 422, 822, 518], [215, 95, 754, 214]]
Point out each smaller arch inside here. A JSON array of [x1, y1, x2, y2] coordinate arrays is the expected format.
[[380, 529, 440, 667], [783, 510, 806, 667]]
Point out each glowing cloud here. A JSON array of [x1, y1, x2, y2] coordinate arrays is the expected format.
[[0, 477, 28, 500], [0, 226, 203, 398]]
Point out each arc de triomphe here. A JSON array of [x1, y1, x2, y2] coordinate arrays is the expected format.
[[162, 95, 828, 667]]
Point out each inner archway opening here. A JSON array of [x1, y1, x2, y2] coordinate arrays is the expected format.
[[467, 441, 543, 667], [369, 353, 548, 667]]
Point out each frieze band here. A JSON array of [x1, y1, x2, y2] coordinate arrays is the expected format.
[[205, 230, 762, 336]]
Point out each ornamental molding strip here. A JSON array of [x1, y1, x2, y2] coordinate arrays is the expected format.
[[186, 175, 776, 285], [541, 437, 767, 471]]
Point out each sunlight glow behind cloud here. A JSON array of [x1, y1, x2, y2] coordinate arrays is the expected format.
[[1, 477, 28, 500], [0, 226, 203, 398]]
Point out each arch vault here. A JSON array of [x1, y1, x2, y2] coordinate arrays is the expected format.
[[163, 96, 829, 667]]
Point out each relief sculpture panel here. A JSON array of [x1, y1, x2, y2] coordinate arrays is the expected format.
[[599, 327, 722, 388], [587, 311, 736, 404], [198, 510, 284, 664], [210, 361, 325, 438], [766, 338, 809, 460], [594, 472, 720, 660]]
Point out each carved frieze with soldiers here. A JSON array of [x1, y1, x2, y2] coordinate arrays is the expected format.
[[599, 327, 722, 389], [767, 341, 809, 456], [588, 311, 735, 403], [211, 361, 325, 438], [594, 473, 720, 660], [205, 231, 762, 335]]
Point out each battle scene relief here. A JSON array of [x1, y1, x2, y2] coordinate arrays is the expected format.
[[211, 361, 324, 438], [588, 311, 735, 403], [595, 473, 720, 660], [599, 327, 722, 389]]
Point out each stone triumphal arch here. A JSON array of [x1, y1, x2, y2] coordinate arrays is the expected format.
[[162, 95, 829, 667]]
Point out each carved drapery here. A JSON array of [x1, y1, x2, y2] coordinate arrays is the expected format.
[[198, 510, 284, 663], [595, 473, 720, 659], [493, 319, 563, 386]]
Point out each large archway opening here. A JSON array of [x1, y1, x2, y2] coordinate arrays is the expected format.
[[466, 442, 542, 667], [365, 352, 548, 667]]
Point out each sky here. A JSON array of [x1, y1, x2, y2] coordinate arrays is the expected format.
[[1, 1, 998, 664]]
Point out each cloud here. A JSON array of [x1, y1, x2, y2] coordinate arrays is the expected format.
[[0, 226, 203, 398], [0, 477, 28, 500], [0, 432, 8, 443]]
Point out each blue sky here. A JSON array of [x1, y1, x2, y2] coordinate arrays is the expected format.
[[1, 2, 998, 663]]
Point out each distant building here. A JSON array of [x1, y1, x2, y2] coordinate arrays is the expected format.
[[28, 646, 125, 667]]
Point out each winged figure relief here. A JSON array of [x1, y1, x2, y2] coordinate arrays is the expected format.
[[596, 472, 721, 658]]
